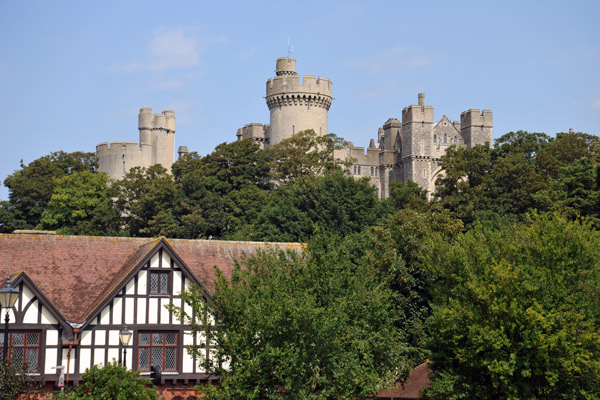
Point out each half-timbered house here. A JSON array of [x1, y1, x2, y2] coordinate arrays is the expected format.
[[0, 231, 301, 398]]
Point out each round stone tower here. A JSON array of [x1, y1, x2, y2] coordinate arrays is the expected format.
[[265, 57, 333, 145]]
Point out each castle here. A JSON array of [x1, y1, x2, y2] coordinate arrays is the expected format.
[[97, 108, 180, 180], [237, 57, 493, 196], [97, 56, 493, 197]]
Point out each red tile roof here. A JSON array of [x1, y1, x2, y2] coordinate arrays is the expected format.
[[376, 361, 431, 399], [0, 233, 301, 325]]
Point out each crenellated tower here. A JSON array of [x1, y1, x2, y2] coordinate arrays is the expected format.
[[265, 57, 333, 145], [97, 108, 175, 180]]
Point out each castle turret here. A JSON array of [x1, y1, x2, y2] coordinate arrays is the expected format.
[[460, 109, 493, 147], [401, 93, 434, 158], [97, 108, 176, 180], [265, 57, 333, 145]]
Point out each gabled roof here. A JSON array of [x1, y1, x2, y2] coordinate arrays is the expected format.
[[0, 233, 302, 326]]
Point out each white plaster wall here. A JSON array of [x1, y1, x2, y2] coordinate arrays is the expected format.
[[41, 306, 57, 324], [113, 298, 122, 325], [137, 298, 146, 324], [95, 330, 105, 346], [23, 300, 38, 323], [45, 348, 58, 374], [79, 348, 91, 373], [46, 329, 58, 346], [125, 298, 135, 324], [138, 271, 147, 294]]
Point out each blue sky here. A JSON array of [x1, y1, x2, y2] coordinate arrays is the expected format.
[[1, 0, 598, 200]]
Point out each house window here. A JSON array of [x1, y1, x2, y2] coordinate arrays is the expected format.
[[0, 332, 40, 371], [443, 134, 447, 144], [454, 136, 457, 143], [150, 271, 169, 294], [358, 166, 361, 175], [138, 332, 178, 371], [370, 167, 374, 176], [353, 166, 357, 175], [433, 135, 437, 143]]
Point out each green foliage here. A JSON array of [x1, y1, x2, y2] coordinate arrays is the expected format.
[[61, 362, 158, 400], [366, 210, 463, 357], [435, 131, 600, 227], [422, 214, 600, 399], [253, 171, 384, 242], [0, 151, 97, 232], [38, 170, 120, 235], [111, 165, 179, 237], [266, 130, 352, 183], [388, 180, 430, 212], [171, 140, 272, 239], [0, 359, 41, 400], [170, 236, 410, 400]]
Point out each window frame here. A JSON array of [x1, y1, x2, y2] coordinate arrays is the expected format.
[[137, 331, 179, 372], [0, 331, 41, 372], [149, 271, 170, 295]]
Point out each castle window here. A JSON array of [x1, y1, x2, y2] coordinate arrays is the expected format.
[[353, 166, 357, 175], [292, 125, 295, 135], [138, 332, 178, 371], [358, 166, 361, 175], [370, 167, 374, 176], [454, 136, 457, 143], [443, 134, 447, 144], [433, 135, 437, 143]]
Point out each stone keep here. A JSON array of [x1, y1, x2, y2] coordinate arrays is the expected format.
[[335, 93, 493, 197], [237, 57, 333, 147], [97, 108, 175, 180]]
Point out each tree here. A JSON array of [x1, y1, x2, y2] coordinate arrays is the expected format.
[[170, 236, 410, 400], [422, 214, 600, 399], [366, 210, 463, 358], [1, 151, 97, 232], [387, 180, 430, 212], [252, 171, 384, 242], [266, 130, 352, 183], [111, 165, 179, 237], [63, 362, 158, 400], [38, 171, 120, 235], [0, 360, 41, 400], [171, 140, 272, 239]]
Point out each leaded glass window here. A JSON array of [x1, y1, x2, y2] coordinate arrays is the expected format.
[[2, 332, 40, 371], [138, 332, 178, 371], [149, 272, 169, 294]]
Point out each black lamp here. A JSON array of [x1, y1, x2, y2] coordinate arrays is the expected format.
[[119, 326, 132, 367], [0, 277, 21, 361]]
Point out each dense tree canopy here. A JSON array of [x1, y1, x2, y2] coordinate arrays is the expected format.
[[422, 214, 600, 399], [171, 236, 410, 400], [0, 151, 97, 232], [38, 170, 120, 236]]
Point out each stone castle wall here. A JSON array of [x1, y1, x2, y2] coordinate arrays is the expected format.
[[97, 108, 175, 180]]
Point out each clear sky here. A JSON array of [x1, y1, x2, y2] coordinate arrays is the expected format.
[[1, 0, 598, 200]]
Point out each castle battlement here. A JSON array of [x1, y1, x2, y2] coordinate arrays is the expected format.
[[460, 109, 493, 128], [96, 141, 143, 153], [266, 75, 333, 99], [97, 108, 176, 180], [402, 93, 434, 124]]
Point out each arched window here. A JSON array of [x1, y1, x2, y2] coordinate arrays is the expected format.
[[358, 166, 361, 175], [370, 167, 374, 176], [433, 135, 437, 143], [454, 136, 457, 143], [443, 134, 447, 143], [353, 166, 357, 175]]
